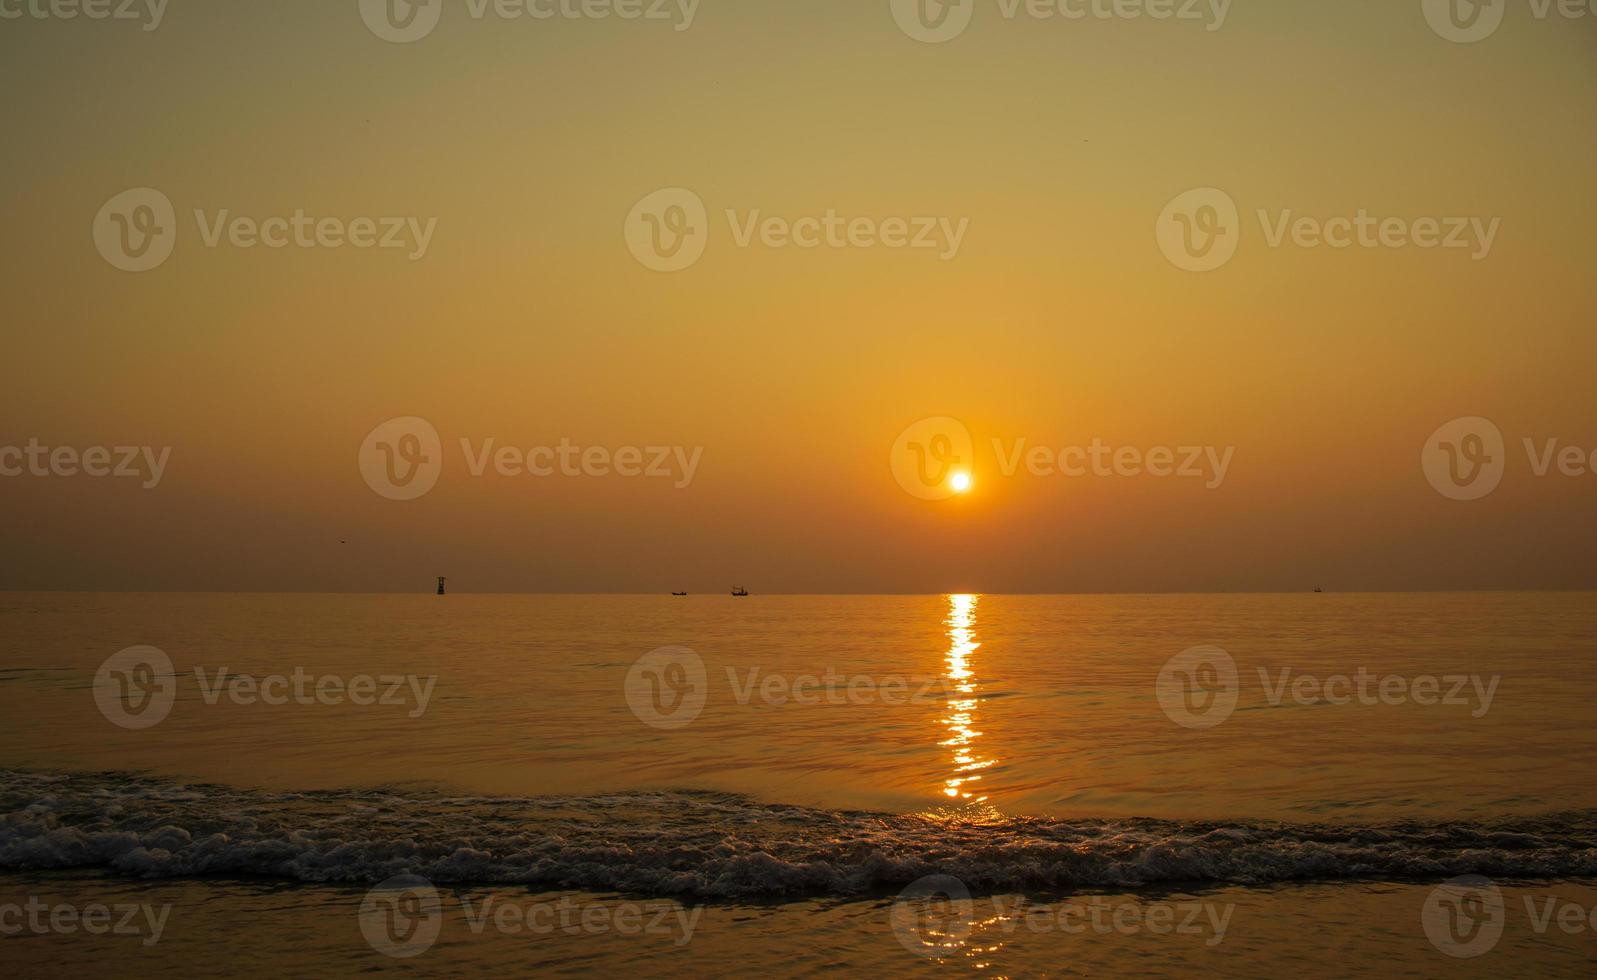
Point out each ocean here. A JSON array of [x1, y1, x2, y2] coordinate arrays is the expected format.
[[2, 592, 1595, 976]]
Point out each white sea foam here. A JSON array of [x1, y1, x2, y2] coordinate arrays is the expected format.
[[2, 770, 1594, 898]]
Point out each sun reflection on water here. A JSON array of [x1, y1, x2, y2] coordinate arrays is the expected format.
[[939, 593, 996, 807], [909, 603, 1008, 973]]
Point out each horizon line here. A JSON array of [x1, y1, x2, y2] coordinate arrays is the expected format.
[[4, 588, 1595, 597]]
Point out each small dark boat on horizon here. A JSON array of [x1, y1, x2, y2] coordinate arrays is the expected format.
[[731, 587, 749, 597], [672, 591, 688, 596]]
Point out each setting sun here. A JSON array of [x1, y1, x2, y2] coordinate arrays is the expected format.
[[950, 471, 973, 494]]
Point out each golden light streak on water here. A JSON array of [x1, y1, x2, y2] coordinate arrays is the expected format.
[[939, 594, 994, 804]]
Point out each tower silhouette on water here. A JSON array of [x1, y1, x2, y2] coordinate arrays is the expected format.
[[436, 576, 447, 596]]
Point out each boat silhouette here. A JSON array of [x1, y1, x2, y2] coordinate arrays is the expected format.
[[731, 586, 749, 597], [671, 591, 688, 596]]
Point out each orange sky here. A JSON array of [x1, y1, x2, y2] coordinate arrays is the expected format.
[[1, 1, 1594, 592]]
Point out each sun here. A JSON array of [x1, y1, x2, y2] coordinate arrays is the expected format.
[[949, 471, 973, 494]]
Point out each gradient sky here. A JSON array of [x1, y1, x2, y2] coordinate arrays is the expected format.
[[1, 0, 1594, 593]]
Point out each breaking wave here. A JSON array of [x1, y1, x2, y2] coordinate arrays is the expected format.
[[3, 770, 1595, 898]]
